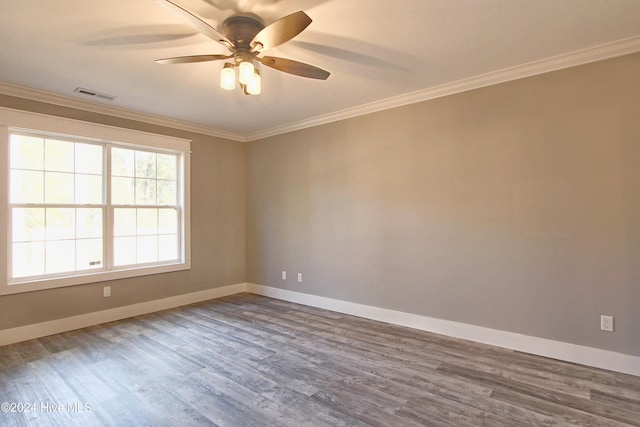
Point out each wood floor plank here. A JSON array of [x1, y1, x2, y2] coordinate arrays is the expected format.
[[1, 293, 638, 426], [438, 356, 593, 399], [394, 379, 576, 427], [438, 362, 640, 425], [490, 387, 637, 427]]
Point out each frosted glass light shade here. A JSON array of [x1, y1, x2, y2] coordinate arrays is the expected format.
[[246, 70, 261, 95], [238, 61, 255, 85], [220, 63, 235, 90]]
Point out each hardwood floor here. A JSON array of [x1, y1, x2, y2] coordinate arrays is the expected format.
[[1, 293, 639, 426]]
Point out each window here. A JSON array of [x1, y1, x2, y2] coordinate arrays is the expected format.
[[10, 133, 106, 278], [110, 147, 180, 267], [1, 108, 191, 295]]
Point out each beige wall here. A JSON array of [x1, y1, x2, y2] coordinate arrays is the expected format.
[[246, 53, 640, 356], [1, 53, 639, 358], [0, 95, 246, 329]]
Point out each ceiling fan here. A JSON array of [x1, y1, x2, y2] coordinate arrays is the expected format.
[[154, 0, 330, 95]]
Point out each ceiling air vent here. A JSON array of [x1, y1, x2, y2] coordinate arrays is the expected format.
[[74, 87, 116, 101]]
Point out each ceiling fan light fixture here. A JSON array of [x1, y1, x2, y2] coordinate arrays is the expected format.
[[238, 60, 255, 85], [220, 63, 236, 90], [154, 2, 330, 96]]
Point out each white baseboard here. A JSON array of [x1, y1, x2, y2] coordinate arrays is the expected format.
[[247, 284, 640, 377], [0, 283, 248, 346], [3, 282, 638, 377]]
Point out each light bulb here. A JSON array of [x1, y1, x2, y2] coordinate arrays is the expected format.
[[238, 60, 255, 85], [246, 69, 261, 95], [220, 63, 235, 90]]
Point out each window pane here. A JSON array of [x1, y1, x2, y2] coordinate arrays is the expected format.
[[114, 236, 136, 266], [114, 208, 136, 236], [46, 240, 76, 274], [111, 147, 134, 177], [75, 174, 103, 204], [12, 242, 45, 278], [76, 208, 103, 239], [159, 234, 178, 261], [137, 235, 158, 264], [45, 172, 74, 204], [45, 139, 74, 172], [135, 151, 156, 178], [135, 178, 156, 205], [158, 209, 177, 234], [157, 180, 176, 205], [75, 143, 103, 175], [11, 170, 44, 203], [157, 154, 176, 180], [137, 209, 158, 236], [76, 238, 103, 270], [46, 208, 75, 240], [12, 208, 45, 242], [11, 134, 44, 170], [112, 177, 135, 205]]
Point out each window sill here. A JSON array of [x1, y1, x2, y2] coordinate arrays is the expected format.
[[1, 261, 191, 295]]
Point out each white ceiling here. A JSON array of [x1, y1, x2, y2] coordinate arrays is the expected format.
[[1, 0, 640, 140]]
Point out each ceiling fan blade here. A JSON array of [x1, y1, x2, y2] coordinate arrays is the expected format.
[[259, 56, 330, 80], [154, 0, 232, 48], [251, 11, 312, 51], [155, 54, 231, 64]]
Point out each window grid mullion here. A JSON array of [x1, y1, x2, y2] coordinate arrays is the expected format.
[[105, 144, 113, 272]]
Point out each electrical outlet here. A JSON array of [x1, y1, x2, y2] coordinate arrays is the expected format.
[[600, 315, 613, 332], [282, 271, 287, 280], [297, 273, 302, 283], [103, 286, 111, 298]]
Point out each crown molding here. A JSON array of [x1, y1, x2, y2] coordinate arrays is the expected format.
[[246, 35, 640, 141], [2, 35, 640, 143], [0, 82, 247, 142]]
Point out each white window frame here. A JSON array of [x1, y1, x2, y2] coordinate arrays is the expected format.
[[0, 107, 191, 295]]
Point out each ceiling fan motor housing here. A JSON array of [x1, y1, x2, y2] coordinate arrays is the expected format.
[[222, 15, 265, 50]]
